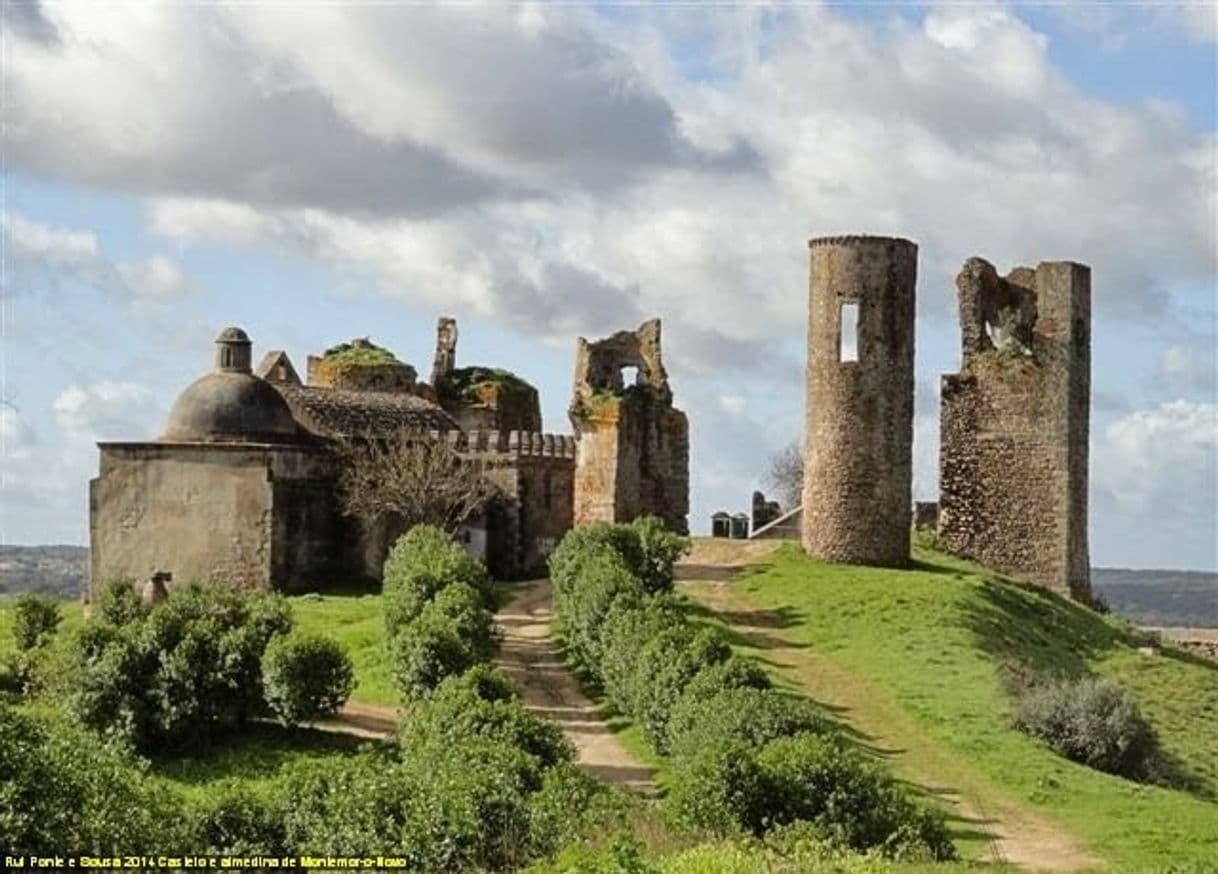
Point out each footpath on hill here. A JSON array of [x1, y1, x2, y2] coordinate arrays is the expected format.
[[677, 539, 1099, 873], [322, 578, 655, 792]]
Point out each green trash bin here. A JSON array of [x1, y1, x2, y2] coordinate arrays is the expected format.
[[711, 512, 731, 538], [730, 513, 750, 540]]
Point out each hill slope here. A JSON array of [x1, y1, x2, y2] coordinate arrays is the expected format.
[[677, 540, 1218, 871]]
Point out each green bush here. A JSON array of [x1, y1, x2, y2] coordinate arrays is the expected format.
[[383, 525, 491, 617], [65, 584, 292, 751], [96, 579, 147, 626], [397, 668, 572, 774], [190, 785, 287, 855], [630, 625, 732, 753], [11, 593, 62, 651], [629, 515, 691, 594], [548, 522, 645, 596], [665, 738, 768, 836], [0, 704, 190, 854], [390, 610, 479, 700], [1013, 675, 1159, 779], [668, 687, 827, 762], [548, 517, 688, 597], [525, 762, 613, 857], [598, 595, 685, 716], [756, 733, 953, 860], [262, 633, 355, 725], [556, 549, 646, 675]]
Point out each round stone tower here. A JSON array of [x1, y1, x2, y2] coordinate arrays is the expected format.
[[802, 235, 917, 567]]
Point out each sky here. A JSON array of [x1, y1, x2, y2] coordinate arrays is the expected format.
[[1, 1, 1215, 570]]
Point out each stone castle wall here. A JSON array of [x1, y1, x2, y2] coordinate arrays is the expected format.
[[802, 235, 917, 566], [430, 429, 576, 579], [938, 259, 1091, 600]]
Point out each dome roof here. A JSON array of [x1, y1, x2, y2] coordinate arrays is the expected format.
[[161, 371, 301, 443]]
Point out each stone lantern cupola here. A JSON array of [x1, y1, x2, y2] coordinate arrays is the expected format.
[[215, 326, 253, 374]]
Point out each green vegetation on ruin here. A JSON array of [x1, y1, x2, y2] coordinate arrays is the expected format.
[[446, 365, 536, 401], [321, 338, 400, 366]]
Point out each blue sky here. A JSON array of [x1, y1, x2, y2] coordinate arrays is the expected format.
[[2, 1, 1215, 570]]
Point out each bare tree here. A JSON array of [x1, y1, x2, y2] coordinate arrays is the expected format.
[[333, 429, 498, 534], [765, 440, 804, 510]]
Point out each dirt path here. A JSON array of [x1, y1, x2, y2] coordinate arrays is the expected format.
[[309, 700, 400, 739], [678, 542, 1101, 873], [496, 578, 655, 792]]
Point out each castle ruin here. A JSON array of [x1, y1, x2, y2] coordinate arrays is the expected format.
[[802, 235, 917, 567], [90, 322, 576, 594], [938, 258, 1092, 600], [569, 319, 690, 534]]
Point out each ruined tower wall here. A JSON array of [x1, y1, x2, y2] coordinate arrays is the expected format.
[[802, 235, 917, 566], [938, 260, 1091, 599], [569, 319, 690, 535]]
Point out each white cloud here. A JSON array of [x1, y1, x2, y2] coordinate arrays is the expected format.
[[2, 212, 189, 302], [0, 382, 164, 543], [1091, 400, 1218, 567], [1159, 342, 1218, 395]]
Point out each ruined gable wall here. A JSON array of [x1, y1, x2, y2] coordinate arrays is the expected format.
[[938, 260, 1091, 600], [803, 236, 917, 567]]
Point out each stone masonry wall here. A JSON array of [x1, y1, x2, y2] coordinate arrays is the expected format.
[[803, 235, 917, 567], [429, 429, 576, 579], [569, 319, 690, 534], [90, 443, 336, 598], [938, 259, 1091, 600]]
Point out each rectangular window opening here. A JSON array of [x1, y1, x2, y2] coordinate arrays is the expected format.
[[839, 302, 859, 362]]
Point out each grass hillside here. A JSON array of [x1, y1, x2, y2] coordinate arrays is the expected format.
[[679, 540, 1218, 871]]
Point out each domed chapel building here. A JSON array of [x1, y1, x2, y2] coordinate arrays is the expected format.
[[88, 325, 579, 596]]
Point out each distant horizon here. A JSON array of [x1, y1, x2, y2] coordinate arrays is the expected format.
[[3, 542, 1216, 577]]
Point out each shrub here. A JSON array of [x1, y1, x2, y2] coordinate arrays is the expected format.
[[397, 669, 572, 773], [383, 525, 491, 611], [666, 739, 768, 836], [0, 704, 190, 853], [11, 593, 62, 651], [262, 633, 355, 725], [429, 581, 499, 660], [95, 579, 147, 626], [525, 763, 613, 857], [65, 585, 293, 751], [280, 752, 407, 856], [191, 786, 287, 855], [668, 687, 827, 762], [557, 550, 646, 675], [756, 733, 954, 860], [598, 595, 686, 715], [548, 518, 688, 597], [629, 515, 690, 594], [630, 625, 732, 752], [390, 611, 478, 701], [1013, 675, 1159, 779], [549, 523, 645, 596]]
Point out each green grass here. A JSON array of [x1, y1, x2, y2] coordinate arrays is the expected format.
[[288, 587, 397, 707], [687, 541, 1218, 870]]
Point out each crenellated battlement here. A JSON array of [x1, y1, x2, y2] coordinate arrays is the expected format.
[[427, 429, 577, 459]]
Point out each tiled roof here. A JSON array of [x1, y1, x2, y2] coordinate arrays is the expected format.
[[274, 384, 456, 437]]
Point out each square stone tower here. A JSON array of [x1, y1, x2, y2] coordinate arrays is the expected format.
[[569, 319, 690, 534], [938, 258, 1091, 601]]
